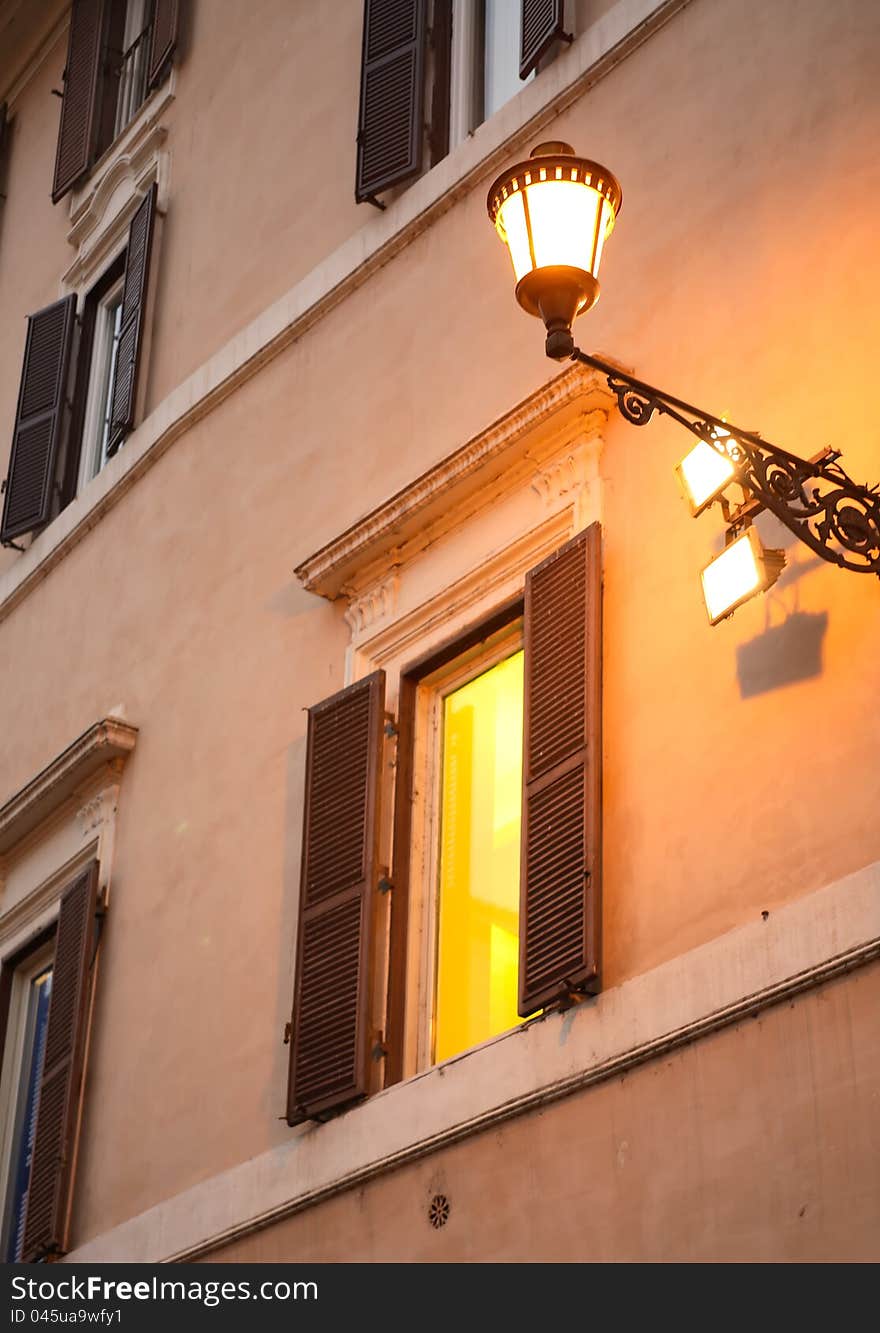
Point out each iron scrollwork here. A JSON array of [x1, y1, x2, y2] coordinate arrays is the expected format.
[[576, 351, 880, 577], [605, 375, 659, 427]]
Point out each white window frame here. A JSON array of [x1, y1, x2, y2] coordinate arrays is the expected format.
[[0, 940, 55, 1261], [450, 0, 482, 148], [450, 0, 547, 150], [78, 276, 126, 493]]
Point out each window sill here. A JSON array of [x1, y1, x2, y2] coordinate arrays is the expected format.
[[0, 0, 680, 626]]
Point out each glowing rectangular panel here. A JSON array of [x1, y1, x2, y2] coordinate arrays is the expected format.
[[701, 528, 784, 624], [677, 435, 737, 514], [435, 651, 524, 1063]]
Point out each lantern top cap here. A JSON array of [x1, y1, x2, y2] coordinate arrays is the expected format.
[[486, 143, 623, 224], [529, 141, 575, 157]]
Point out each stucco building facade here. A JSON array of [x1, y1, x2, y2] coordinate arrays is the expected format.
[[0, 0, 877, 1264]]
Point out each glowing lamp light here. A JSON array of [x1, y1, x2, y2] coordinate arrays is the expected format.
[[701, 528, 786, 625], [676, 429, 738, 515], [487, 142, 622, 359]]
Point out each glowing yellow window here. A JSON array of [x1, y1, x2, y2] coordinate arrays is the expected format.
[[434, 650, 524, 1062]]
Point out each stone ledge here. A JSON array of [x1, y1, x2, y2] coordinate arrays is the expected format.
[[0, 718, 138, 857]]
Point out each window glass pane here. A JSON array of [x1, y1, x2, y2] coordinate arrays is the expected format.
[[97, 295, 125, 471], [3, 966, 53, 1262], [435, 650, 524, 1062], [483, 0, 531, 122], [81, 285, 124, 490], [114, 0, 151, 136]]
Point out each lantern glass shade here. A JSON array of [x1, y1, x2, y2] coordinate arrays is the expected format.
[[495, 180, 615, 284], [701, 528, 786, 625], [487, 142, 622, 355]]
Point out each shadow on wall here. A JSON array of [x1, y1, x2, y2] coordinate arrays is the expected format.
[[737, 607, 829, 698], [732, 514, 830, 699]]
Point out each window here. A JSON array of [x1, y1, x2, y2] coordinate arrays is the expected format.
[[74, 262, 126, 492], [428, 634, 525, 1062], [0, 865, 104, 1263], [449, 0, 535, 149], [1, 185, 157, 549], [52, 0, 180, 204], [286, 524, 603, 1125], [0, 721, 134, 1261], [109, 0, 154, 144], [356, 0, 568, 204], [0, 943, 54, 1263]]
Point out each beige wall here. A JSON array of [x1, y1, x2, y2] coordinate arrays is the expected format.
[[205, 961, 880, 1263], [0, 0, 878, 1259]]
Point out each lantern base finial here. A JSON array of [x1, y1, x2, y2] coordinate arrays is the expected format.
[[515, 265, 599, 362], [545, 324, 575, 360]]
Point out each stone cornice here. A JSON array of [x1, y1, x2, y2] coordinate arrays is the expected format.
[[295, 363, 614, 600], [0, 718, 138, 856]]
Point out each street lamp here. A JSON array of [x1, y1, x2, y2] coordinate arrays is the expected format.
[[488, 142, 880, 621], [488, 142, 622, 359]]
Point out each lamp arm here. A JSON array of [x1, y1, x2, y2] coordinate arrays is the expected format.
[[571, 348, 880, 577]]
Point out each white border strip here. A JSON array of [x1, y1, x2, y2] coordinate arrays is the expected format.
[[64, 858, 880, 1263], [0, 0, 689, 627]]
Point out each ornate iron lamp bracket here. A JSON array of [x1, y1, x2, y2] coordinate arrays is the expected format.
[[572, 349, 880, 576]]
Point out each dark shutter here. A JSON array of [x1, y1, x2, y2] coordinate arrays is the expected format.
[[0, 101, 8, 179], [287, 672, 386, 1125], [52, 0, 106, 203], [428, 0, 451, 167], [106, 182, 157, 457], [1, 295, 77, 546], [355, 0, 426, 202], [21, 863, 102, 1263], [147, 0, 180, 91], [520, 0, 564, 79], [519, 524, 602, 1015]]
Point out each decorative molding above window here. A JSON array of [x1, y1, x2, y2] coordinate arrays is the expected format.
[[295, 361, 613, 604], [61, 72, 173, 298], [0, 717, 138, 858], [294, 361, 614, 709]]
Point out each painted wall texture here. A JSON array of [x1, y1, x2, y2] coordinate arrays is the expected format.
[[0, 0, 878, 1262]]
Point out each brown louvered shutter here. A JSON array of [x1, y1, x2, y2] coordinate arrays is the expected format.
[[147, 0, 180, 91], [1, 295, 77, 546], [52, 0, 106, 203], [520, 0, 564, 79], [287, 672, 385, 1125], [355, 0, 426, 203], [21, 863, 102, 1263], [106, 182, 157, 458], [0, 101, 8, 178], [519, 524, 602, 1015]]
